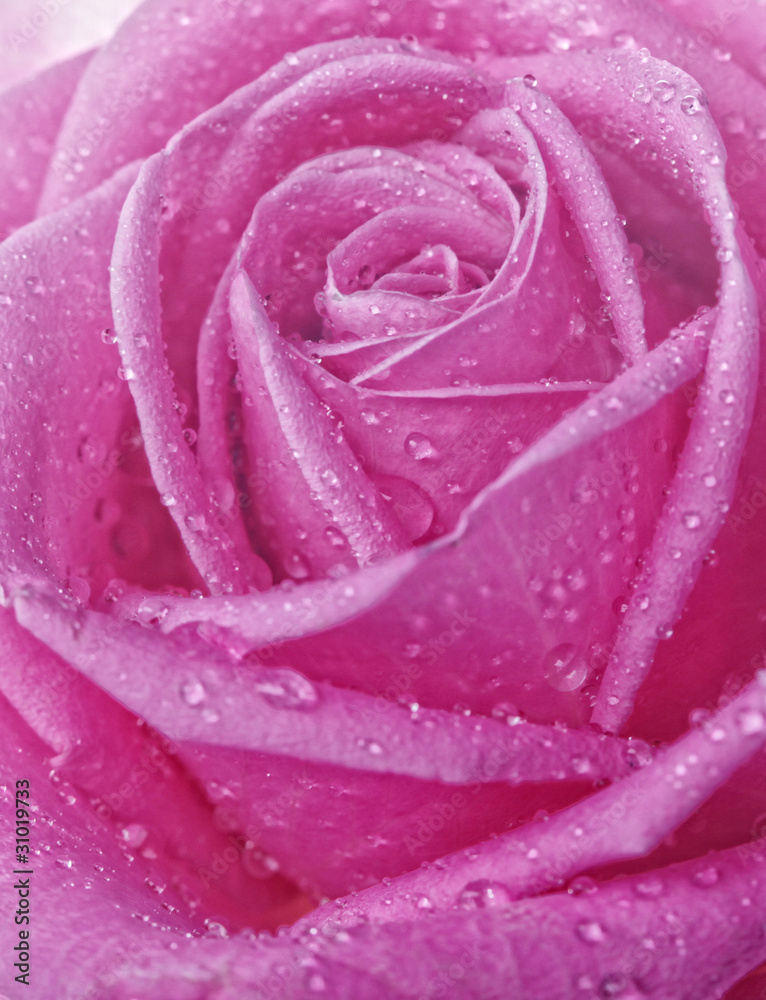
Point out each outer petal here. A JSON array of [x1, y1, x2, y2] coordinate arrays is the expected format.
[[0, 50, 92, 241], [0, 163, 197, 600], [13, 587, 645, 897], [303, 670, 766, 927], [0, 688, 197, 1000], [91, 844, 766, 1000], [0, 608, 302, 930]]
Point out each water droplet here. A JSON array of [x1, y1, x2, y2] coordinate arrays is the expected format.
[[356, 737, 384, 755], [683, 511, 702, 530], [543, 643, 589, 691], [185, 513, 206, 532], [324, 525, 346, 548], [736, 708, 765, 735], [576, 920, 606, 943], [404, 432, 436, 460], [181, 679, 206, 706], [568, 875, 598, 896], [522, 73, 537, 88], [183, 427, 197, 446], [117, 366, 135, 381], [632, 84, 652, 104], [255, 668, 318, 710], [635, 876, 663, 897], [320, 469, 340, 488], [457, 880, 513, 909], [204, 919, 229, 937], [680, 95, 701, 116], [25, 276, 45, 295], [599, 973, 627, 998], [652, 80, 675, 102], [136, 597, 167, 625], [160, 492, 177, 507], [121, 823, 148, 848], [703, 473, 717, 488], [692, 866, 719, 887]]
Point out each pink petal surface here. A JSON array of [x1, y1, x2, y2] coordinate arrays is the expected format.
[[13, 585, 645, 896], [237, 144, 517, 344], [0, 163, 198, 601], [92, 843, 766, 1000], [0, 607, 303, 931], [313, 106, 620, 390], [298, 357, 594, 540], [111, 40, 498, 595], [0, 51, 92, 241], [504, 51, 760, 733], [301, 670, 766, 927], [1, 1, 766, 997], [228, 272, 409, 581], [136, 305, 705, 727], [0, 687, 197, 1000]]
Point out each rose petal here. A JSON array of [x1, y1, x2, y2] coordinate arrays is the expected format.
[[140, 315, 705, 726], [89, 843, 766, 1000], [506, 77, 646, 364], [0, 607, 302, 929], [0, 163, 198, 600], [112, 41, 497, 594], [303, 670, 766, 927], [14, 585, 647, 895], [506, 51, 760, 733], [0, 686, 197, 1000], [228, 271, 409, 580], [298, 356, 593, 538], [0, 50, 92, 241]]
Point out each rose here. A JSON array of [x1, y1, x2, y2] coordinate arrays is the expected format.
[[2, 0, 766, 997]]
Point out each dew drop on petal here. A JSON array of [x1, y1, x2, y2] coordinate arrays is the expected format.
[[255, 668, 318, 710], [543, 643, 589, 691], [180, 679, 206, 706], [652, 80, 675, 102], [576, 920, 606, 943], [692, 866, 719, 887], [457, 880, 513, 909], [404, 432, 436, 460], [736, 708, 766, 736]]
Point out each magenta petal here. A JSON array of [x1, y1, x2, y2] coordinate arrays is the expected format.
[[89, 845, 766, 1000], [297, 355, 592, 538], [0, 162, 181, 597], [527, 52, 760, 733], [0, 685, 197, 1000], [111, 156, 271, 596], [228, 271, 409, 579], [126, 322, 705, 725], [303, 670, 766, 927], [0, 51, 92, 241], [0, 607, 301, 930], [14, 586, 646, 896], [506, 77, 646, 364]]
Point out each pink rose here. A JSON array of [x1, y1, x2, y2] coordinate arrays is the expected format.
[[2, 0, 766, 996]]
